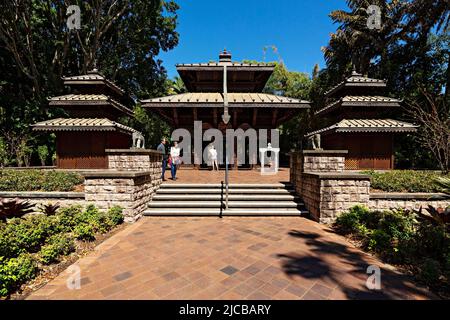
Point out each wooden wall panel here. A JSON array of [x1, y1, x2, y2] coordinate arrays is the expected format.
[[56, 131, 131, 169], [323, 133, 394, 170]]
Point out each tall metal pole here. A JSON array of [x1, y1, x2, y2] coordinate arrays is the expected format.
[[222, 65, 230, 210]]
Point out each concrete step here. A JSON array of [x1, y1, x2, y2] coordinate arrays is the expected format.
[[152, 194, 300, 201], [148, 201, 305, 208], [156, 188, 295, 195], [143, 208, 307, 216]]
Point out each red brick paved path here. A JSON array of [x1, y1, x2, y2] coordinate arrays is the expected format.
[[28, 217, 434, 300], [164, 168, 290, 184]]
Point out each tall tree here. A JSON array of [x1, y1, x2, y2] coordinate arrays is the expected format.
[[0, 0, 179, 166], [319, 0, 449, 169]]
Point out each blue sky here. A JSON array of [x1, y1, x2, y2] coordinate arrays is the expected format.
[[159, 0, 347, 79]]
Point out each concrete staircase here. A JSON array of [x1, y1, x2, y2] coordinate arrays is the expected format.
[[144, 183, 308, 217]]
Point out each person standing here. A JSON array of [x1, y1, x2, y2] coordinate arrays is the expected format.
[[208, 144, 219, 171], [170, 141, 181, 181], [157, 138, 168, 181]]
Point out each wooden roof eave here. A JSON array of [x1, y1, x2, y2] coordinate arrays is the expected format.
[[315, 100, 401, 117], [49, 98, 134, 117], [306, 125, 418, 137], [325, 82, 387, 99], [140, 102, 310, 109]]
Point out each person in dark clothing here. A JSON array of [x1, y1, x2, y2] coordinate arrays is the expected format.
[[157, 138, 168, 181]]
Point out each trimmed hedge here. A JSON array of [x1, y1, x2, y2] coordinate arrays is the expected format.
[[0, 170, 83, 192], [334, 205, 449, 296], [363, 170, 450, 193], [0, 205, 124, 298]]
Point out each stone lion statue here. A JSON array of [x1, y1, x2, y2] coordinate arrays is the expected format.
[[308, 134, 322, 150], [132, 131, 145, 149]]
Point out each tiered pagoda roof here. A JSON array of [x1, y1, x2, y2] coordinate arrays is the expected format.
[[176, 50, 275, 93], [141, 50, 310, 129], [33, 69, 137, 136], [33, 118, 138, 135], [143, 92, 309, 108], [307, 71, 417, 137]]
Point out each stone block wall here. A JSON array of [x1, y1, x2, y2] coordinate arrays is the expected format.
[[369, 194, 450, 212], [301, 173, 371, 223], [106, 149, 162, 172], [302, 150, 347, 172], [290, 150, 348, 193], [291, 150, 370, 223], [84, 172, 161, 223]]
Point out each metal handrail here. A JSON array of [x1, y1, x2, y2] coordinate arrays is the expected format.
[[223, 64, 230, 210]]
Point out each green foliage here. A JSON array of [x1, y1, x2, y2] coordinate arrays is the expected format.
[[335, 205, 450, 293], [37, 145, 49, 166], [368, 229, 392, 252], [0, 138, 8, 167], [126, 105, 171, 149], [39, 234, 75, 265], [0, 204, 123, 296], [0, 254, 37, 298], [57, 205, 84, 231], [0, 170, 83, 192], [363, 170, 450, 193], [0, 0, 179, 166], [73, 224, 95, 242], [435, 177, 450, 195], [334, 205, 369, 234], [419, 258, 442, 284], [108, 206, 124, 226]]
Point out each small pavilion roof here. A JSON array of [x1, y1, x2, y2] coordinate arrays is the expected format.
[[141, 92, 310, 109], [176, 50, 276, 93], [49, 94, 133, 117], [324, 71, 387, 98], [315, 96, 401, 116], [32, 118, 139, 135], [306, 119, 418, 137], [62, 69, 126, 96]]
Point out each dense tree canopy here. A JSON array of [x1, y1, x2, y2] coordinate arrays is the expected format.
[[314, 0, 449, 170], [0, 0, 179, 166]]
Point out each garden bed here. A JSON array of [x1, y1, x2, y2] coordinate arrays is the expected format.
[[362, 170, 450, 193], [0, 169, 84, 192], [334, 205, 449, 299], [0, 204, 125, 299], [11, 222, 127, 300]]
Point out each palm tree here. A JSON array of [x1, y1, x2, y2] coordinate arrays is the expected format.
[[167, 76, 187, 95]]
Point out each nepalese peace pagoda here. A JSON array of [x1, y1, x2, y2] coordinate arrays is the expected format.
[[307, 70, 417, 170], [32, 49, 417, 170], [32, 69, 138, 169]]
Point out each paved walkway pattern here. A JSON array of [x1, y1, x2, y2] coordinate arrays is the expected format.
[[164, 168, 290, 184], [28, 217, 434, 300]]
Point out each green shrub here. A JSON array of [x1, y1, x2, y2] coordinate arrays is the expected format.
[[37, 145, 49, 166], [0, 254, 38, 297], [58, 205, 83, 231], [107, 206, 124, 226], [419, 258, 442, 283], [335, 205, 450, 294], [74, 224, 95, 241], [367, 229, 392, 252], [334, 205, 369, 234], [363, 170, 450, 193], [415, 223, 449, 261], [39, 234, 75, 265], [0, 170, 83, 192], [0, 204, 122, 296]]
